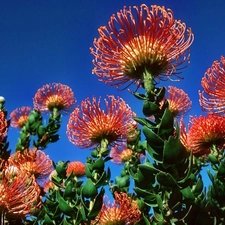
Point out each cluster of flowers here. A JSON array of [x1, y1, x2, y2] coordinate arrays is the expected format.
[[0, 3, 225, 225]]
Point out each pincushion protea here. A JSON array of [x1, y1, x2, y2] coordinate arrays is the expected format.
[[91, 4, 194, 90], [93, 192, 141, 225], [67, 95, 135, 149], [33, 83, 76, 115], [10, 106, 32, 128], [183, 114, 225, 156], [199, 56, 225, 114]]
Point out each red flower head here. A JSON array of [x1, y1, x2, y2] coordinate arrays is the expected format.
[[0, 169, 41, 216], [10, 106, 32, 128], [8, 149, 53, 182], [94, 192, 141, 225], [0, 110, 7, 141], [66, 161, 85, 177], [33, 83, 76, 115], [166, 86, 192, 117], [110, 143, 133, 164], [91, 4, 194, 89], [186, 114, 225, 156], [67, 95, 135, 149], [199, 56, 225, 114]]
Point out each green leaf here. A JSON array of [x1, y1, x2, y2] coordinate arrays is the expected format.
[[88, 187, 104, 218], [92, 158, 105, 171], [163, 135, 188, 169], [180, 186, 195, 200], [193, 176, 203, 196], [82, 179, 97, 198], [156, 172, 178, 188], [143, 101, 160, 117], [56, 191, 74, 215], [217, 161, 225, 179], [115, 175, 130, 188], [143, 126, 164, 147], [44, 214, 55, 225], [134, 117, 156, 127], [158, 108, 174, 137]]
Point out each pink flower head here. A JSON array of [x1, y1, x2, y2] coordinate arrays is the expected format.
[[91, 4, 194, 89], [67, 95, 135, 149], [10, 106, 32, 128], [199, 56, 225, 114], [33, 83, 76, 114]]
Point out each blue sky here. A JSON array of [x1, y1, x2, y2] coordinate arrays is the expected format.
[[1, 0, 225, 192]]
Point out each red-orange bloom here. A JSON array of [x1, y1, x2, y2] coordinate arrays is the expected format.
[[33, 83, 76, 114], [0, 110, 7, 141], [0, 169, 41, 216], [10, 106, 32, 128], [186, 114, 225, 156], [67, 95, 135, 148], [199, 56, 225, 114], [94, 192, 141, 225], [66, 161, 85, 177], [8, 149, 53, 181], [91, 4, 194, 89], [166, 86, 192, 117]]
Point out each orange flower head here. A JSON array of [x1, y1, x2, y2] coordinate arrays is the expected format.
[[10, 106, 32, 128], [0, 110, 7, 141], [166, 86, 192, 117], [199, 56, 225, 114], [186, 114, 225, 156], [110, 144, 133, 164], [0, 169, 41, 216], [8, 149, 53, 181], [67, 95, 135, 148], [91, 4, 194, 89], [66, 161, 85, 177], [95, 192, 141, 225], [33, 83, 76, 114]]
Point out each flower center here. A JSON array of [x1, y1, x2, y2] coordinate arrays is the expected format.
[[120, 36, 168, 78], [46, 95, 64, 111]]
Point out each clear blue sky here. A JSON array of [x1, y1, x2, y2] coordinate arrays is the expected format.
[[1, 0, 224, 190]]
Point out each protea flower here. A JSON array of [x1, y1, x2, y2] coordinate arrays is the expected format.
[[67, 95, 135, 149], [110, 144, 133, 164], [0, 168, 41, 216], [0, 110, 7, 141], [91, 4, 194, 92], [66, 161, 85, 177], [186, 114, 225, 156], [8, 149, 53, 182], [33, 83, 76, 115], [10, 106, 32, 128], [94, 192, 141, 225], [199, 56, 225, 114], [166, 86, 192, 117]]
